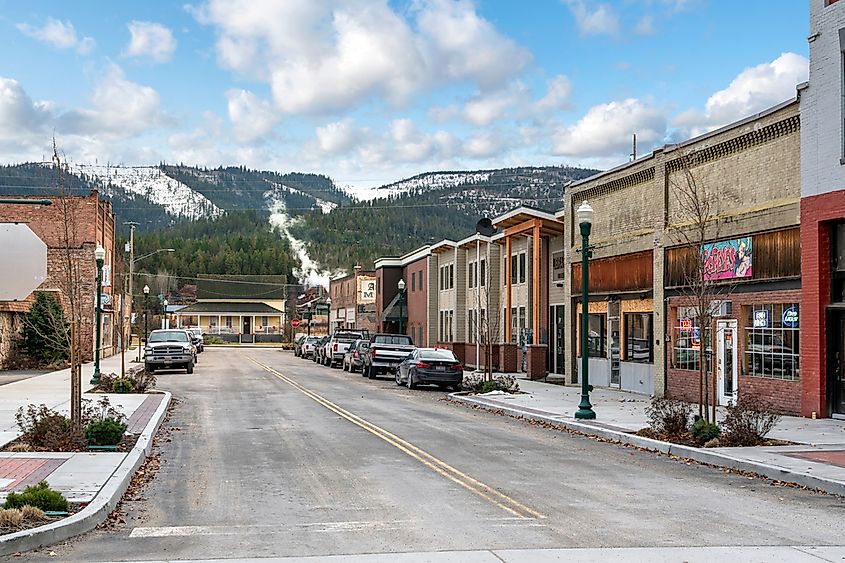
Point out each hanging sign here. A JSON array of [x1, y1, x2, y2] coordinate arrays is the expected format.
[[782, 306, 799, 328]]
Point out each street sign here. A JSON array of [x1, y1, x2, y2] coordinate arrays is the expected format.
[[291, 319, 301, 328], [0, 223, 47, 301]]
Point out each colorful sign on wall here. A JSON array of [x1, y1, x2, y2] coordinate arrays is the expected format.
[[552, 250, 565, 281], [702, 237, 753, 281], [359, 278, 376, 304]]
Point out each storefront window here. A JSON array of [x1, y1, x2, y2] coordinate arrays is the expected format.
[[579, 313, 606, 357], [745, 303, 799, 380], [673, 307, 711, 371], [624, 313, 653, 363]]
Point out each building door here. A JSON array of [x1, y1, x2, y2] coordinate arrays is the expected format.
[[548, 305, 566, 374], [243, 316, 252, 335], [609, 300, 621, 387], [832, 312, 845, 416], [716, 320, 738, 406]]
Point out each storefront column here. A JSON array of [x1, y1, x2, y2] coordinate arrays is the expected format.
[[653, 152, 668, 397]]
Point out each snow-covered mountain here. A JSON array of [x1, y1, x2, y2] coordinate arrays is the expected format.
[[344, 171, 492, 201]]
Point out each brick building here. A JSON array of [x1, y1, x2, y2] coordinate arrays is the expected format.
[[0, 192, 118, 366], [374, 246, 434, 346], [800, 0, 845, 418], [328, 266, 377, 333]]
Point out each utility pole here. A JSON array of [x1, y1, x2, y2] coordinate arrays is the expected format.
[[630, 133, 637, 161], [125, 222, 138, 362]]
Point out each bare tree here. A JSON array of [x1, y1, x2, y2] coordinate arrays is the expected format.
[[468, 243, 502, 381], [669, 152, 733, 424]]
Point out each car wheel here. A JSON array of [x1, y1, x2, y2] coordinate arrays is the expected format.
[[395, 371, 403, 386], [367, 364, 376, 379], [145, 363, 155, 374], [362, 363, 368, 377], [452, 383, 462, 392], [407, 371, 416, 389], [186, 361, 194, 374]]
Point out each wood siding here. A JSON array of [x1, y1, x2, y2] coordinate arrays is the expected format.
[[571, 250, 653, 293]]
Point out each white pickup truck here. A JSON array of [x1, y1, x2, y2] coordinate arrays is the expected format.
[[324, 331, 367, 368], [362, 333, 415, 379]]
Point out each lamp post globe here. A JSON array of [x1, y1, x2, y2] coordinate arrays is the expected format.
[[397, 279, 406, 335], [91, 245, 106, 384], [575, 200, 596, 419]]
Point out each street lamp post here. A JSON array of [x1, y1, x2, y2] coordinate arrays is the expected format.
[[162, 299, 169, 329], [575, 201, 596, 420], [397, 279, 406, 334], [326, 297, 332, 333], [91, 245, 106, 385], [143, 285, 150, 349]]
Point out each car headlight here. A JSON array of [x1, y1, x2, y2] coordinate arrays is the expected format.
[[183, 345, 193, 353]]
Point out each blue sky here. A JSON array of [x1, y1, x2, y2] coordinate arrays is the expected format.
[[0, 0, 809, 188]]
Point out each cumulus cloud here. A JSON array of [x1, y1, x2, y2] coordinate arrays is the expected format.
[[553, 98, 666, 157], [563, 0, 619, 36], [16, 18, 95, 54], [635, 15, 655, 35], [189, 0, 530, 115], [225, 89, 279, 144], [0, 78, 53, 141], [125, 21, 177, 62], [58, 65, 166, 137], [533, 75, 573, 113], [315, 119, 360, 155], [673, 52, 808, 136]]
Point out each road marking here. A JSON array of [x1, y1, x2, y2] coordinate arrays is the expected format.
[[248, 358, 545, 520], [130, 518, 544, 538]]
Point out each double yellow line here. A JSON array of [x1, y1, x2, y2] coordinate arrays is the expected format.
[[249, 358, 545, 520]]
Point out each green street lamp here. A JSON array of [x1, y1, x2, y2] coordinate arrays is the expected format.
[[575, 201, 596, 420], [397, 278, 406, 334], [90, 245, 106, 385]]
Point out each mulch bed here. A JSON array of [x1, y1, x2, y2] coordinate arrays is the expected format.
[[1, 433, 141, 454], [0, 503, 83, 536], [635, 428, 794, 448]]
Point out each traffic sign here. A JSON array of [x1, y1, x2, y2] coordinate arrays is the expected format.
[[0, 223, 47, 301], [291, 319, 301, 328]]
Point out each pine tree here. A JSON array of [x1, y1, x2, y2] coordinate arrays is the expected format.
[[20, 292, 70, 365]]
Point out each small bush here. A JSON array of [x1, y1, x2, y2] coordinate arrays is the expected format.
[[112, 377, 135, 394], [85, 418, 127, 446], [494, 374, 520, 393], [14, 404, 82, 451], [479, 380, 498, 393], [645, 397, 692, 436], [4, 481, 68, 512], [204, 335, 225, 345], [97, 371, 156, 393], [721, 395, 781, 447], [82, 396, 125, 425], [0, 508, 23, 529], [20, 505, 46, 522], [690, 418, 720, 445], [7, 442, 33, 453]]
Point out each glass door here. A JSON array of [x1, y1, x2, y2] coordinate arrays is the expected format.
[[716, 320, 738, 406], [609, 300, 621, 387]]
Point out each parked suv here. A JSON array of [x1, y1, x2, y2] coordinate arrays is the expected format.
[[313, 336, 330, 363], [324, 331, 366, 368], [300, 336, 319, 359], [145, 329, 195, 374], [343, 339, 369, 373], [187, 327, 204, 353]]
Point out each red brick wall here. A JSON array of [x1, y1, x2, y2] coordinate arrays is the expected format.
[[667, 288, 802, 415], [404, 256, 428, 346], [800, 190, 845, 417]]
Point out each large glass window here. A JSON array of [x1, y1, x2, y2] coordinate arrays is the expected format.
[[745, 303, 799, 381], [624, 313, 653, 363], [518, 306, 527, 342], [578, 313, 606, 357], [672, 307, 711, 371], [510, 255, 518, 285], [480, 259, 486, 287], [468, 261, 476, 288], [519, 253, 527, 284]]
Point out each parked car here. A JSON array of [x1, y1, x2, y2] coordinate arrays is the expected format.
[[144, 329, 195, 374], [187, 327, 204, 353], [294, 335, 307, 357], [343, 339, 370, 373], [313, 336, 330, 363], [301, 336, 319, 359], [361, 333, 415, 379], [396, 348, 463, 390], [324, 331, 366, 368]]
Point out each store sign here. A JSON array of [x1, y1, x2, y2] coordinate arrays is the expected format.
[[702, 237, 753, 281], [552, 250, 565, 282], [101, 264, 111, 287], [680, 318, 693, 330], [753, 309, 769, 328], [359, 278, 376, 304], [782, 306, 799, 328]]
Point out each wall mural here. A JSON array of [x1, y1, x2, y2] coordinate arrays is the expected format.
[[702, 237, 753, 281]]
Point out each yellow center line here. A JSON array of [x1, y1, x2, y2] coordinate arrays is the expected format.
[[249, 357, 545, 520]]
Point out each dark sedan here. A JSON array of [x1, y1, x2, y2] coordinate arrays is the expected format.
[[342, 339, 369, 373], [396, 348, 463, 391]]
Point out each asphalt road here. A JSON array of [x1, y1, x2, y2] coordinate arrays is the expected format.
[[21, 347, 844, 562]]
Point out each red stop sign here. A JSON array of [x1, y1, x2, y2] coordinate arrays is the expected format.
[[291, 319, 301, 328]]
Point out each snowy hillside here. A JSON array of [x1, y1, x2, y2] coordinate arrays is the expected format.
[[345, 171, 491, 201], [72, 164, 223, 220]]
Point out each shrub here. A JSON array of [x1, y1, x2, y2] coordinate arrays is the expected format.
[[85, 418, 127, 446], [479, 380, 498, 393], [645, 397, 692, 436], [462, 372, 484, 392], [7, 442, 33, 453], [14, 404, 83, 451], [82, 396, 126, 425], [4, 481, 68, 512], [690, 418, 720, 445], [20, 505, 46, 522], [96, 371, 156, 393], [112, 377, 135, 394], [494, 374, 520, 393], [0, 508, 23, 529], [204, 335, 225, 345], [721, 395, 781, 447]]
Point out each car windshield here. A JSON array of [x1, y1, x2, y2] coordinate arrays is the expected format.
[[149, 331, 189, 343], [335, 332, 363, 341], [306, 337, 318, 343], [373, 335, 413, 345], [189, 328, 202, 336], [419, 350, 457, 361]]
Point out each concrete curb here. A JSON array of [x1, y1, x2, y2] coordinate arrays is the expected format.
[[449, 393, 845, 498], [0, 391, 172, 556]]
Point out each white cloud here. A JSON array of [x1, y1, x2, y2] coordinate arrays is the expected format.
[[16, 18, 95, 54], [553, 98, 666, 157], [126, 21, 177, 63], [464, 130, 508, 158], [58, 65, 166, 137], [0, 78, 53, 141], [673, 52, 808, 136], [563, 0, 619, 36], [533, 75, 573, 112], [464, 85, 526, 126], [635, 15, 655, 35], [225, 89, 279, 144], [315, 119, 360, 155], [189, 0, 530, 115]]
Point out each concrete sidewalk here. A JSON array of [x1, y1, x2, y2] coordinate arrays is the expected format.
[[0, 354, 170, 555], [450, 378, 845, 496]]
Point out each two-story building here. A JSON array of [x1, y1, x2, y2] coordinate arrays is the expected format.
[[329, 266, 377, 333]]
